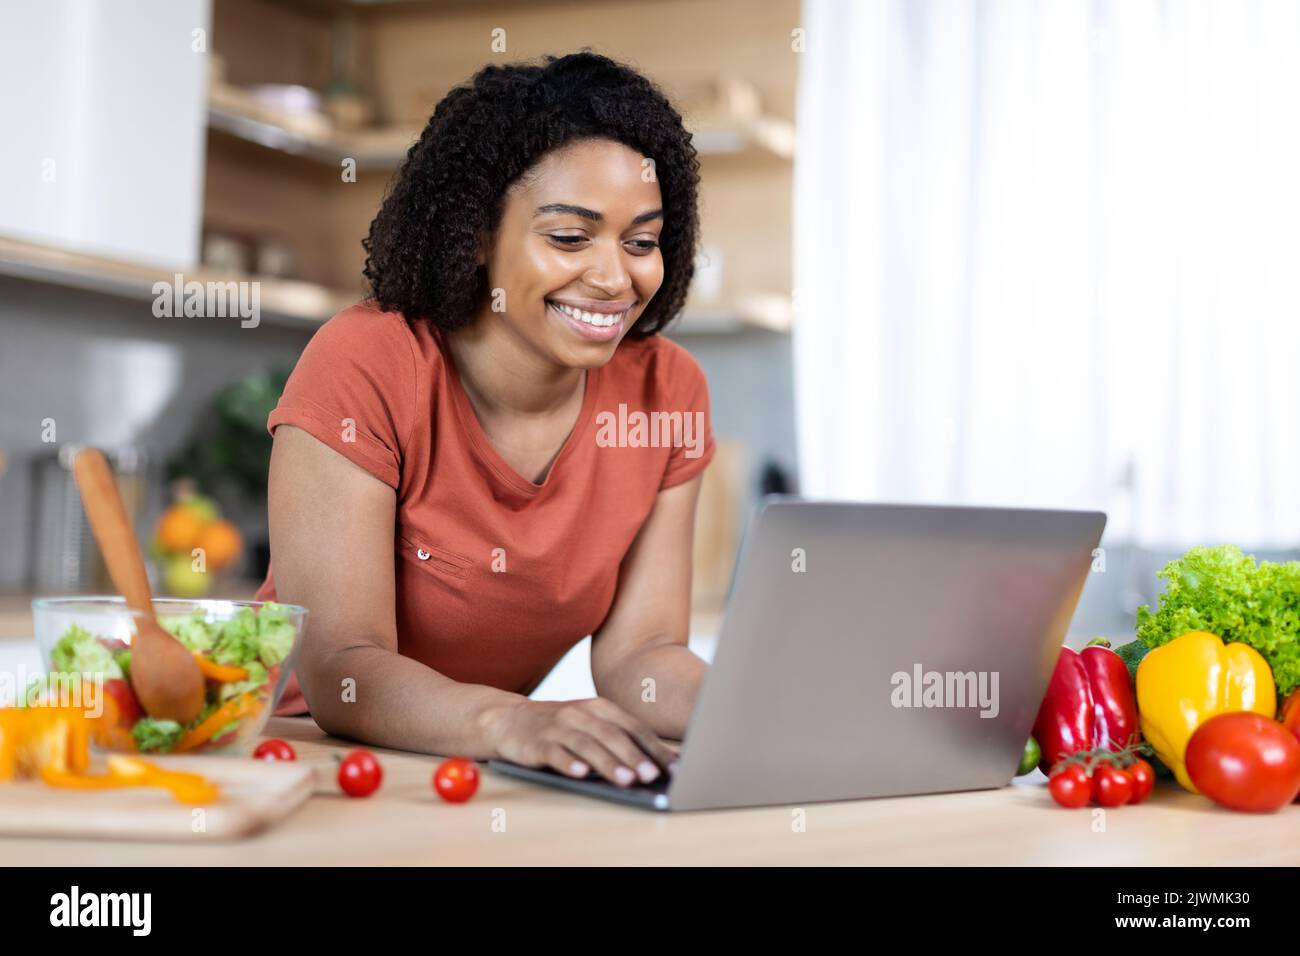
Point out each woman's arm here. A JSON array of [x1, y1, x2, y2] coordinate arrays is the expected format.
[[268, 424, 526, 756], [269, 425, 677, 784], [590, 473, 709, 740]]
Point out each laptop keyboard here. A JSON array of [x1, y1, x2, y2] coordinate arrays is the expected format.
[[575, 766, 673, 795]]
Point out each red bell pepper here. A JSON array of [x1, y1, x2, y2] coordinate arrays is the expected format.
[[1032, 639, 1139, 773]]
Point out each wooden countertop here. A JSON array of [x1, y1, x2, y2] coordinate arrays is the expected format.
[[4, 715, 1299, 865]]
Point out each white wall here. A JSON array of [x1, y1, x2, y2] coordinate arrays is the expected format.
[[0, 0, 211, 269]]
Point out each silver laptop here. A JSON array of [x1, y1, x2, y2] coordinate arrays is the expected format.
[[488, 498, 1105, 811]]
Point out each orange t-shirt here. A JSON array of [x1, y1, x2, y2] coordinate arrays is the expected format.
[[256, 301, 715, 716]]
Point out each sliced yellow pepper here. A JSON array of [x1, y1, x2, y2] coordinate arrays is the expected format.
[[0, 706, 91, 780], [106, 755, 221, 805], [0, 709, 20, 781], [1137, 630, 1276, 792], [192, 652, 249, 684]]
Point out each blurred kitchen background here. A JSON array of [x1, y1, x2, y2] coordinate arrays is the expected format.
[[2, 0, 1298, 685]]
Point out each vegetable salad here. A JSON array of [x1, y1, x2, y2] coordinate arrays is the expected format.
[[46, 604, 295, 754]]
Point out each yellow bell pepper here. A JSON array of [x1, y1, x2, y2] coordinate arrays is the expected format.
[[0, 706, 91, 781], [1136, 630, 1276, 792]]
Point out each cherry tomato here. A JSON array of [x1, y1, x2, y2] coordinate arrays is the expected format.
[[1092, 765, 1134, 807], [209, 728, 240, 749], [433, 757, 480, 803], [338, 749, 383, 797], [253, 738, 297, 762], [1186, 713, 1300, 813], [103, 678, 142, 728], [1048, 764, 1092, 808], [1128, 759, 1155, 804]]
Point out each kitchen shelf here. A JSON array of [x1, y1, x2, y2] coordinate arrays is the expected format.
[[686, 114, 795, 160], [0, 235, 789, 335], [0, 236, 355, 329], [207, 80, 794, 170], [671, 292, 793, 334], [208, 81, 417, 171]]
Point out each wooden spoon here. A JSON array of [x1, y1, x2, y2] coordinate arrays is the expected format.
[[72, 447, 205, 723]]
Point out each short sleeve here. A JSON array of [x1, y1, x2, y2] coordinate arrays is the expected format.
[[267, 305, 416, 489], [658, 343, 717, 490]]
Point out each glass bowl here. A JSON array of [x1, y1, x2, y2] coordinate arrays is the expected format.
[[31, 597, 306, 756]]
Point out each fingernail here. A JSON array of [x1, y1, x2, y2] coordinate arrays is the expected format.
[[613, 766, 636, 786], [570, 760, 589, 776], [668, 759, 679, 774], [637, 760, 659, 782]]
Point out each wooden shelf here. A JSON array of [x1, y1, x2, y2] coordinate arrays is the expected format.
[[686, 113, 795, 161], [0, 235, 788, 336], [0, 235, 355, 329], [208, 82, 417, 171], [671, 292, 793, 334], [207, 80, 793, 170]]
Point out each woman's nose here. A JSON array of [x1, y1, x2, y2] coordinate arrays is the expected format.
[[582, 242, 633, 296]]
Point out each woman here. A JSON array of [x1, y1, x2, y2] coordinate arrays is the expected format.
[[257, 51, 714, 790]]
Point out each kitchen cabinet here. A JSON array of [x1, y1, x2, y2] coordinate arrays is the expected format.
[[0, 0, 211, 271]]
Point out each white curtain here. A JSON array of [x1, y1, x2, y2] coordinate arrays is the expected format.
[[793, 0, 1300, 549]]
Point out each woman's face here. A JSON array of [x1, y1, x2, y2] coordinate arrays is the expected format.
[[479, 137, 666, 369]]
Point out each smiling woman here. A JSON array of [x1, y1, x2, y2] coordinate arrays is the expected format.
[[255, 52, 714, 790]]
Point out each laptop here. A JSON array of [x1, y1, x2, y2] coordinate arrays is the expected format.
[[488, 498, 1106, 811]]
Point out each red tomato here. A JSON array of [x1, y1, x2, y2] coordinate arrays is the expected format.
[[1092, 765, 1135, 807], [1048, 764, 1092, 808], [209, 729, 240, 749], [1128, 759, 1155, 804], [103, 678, 143, 728], [1186, 713, 1300, 813], [253, 738, 297, 762], [433, 757, 480, 803], [338, 749, 383, 797]]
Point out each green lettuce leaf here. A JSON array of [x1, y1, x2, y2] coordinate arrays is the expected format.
[[211, 609, 261, 666], [1135, 544, 1300, 697], [218, 660, 268, 702], [132, 717, 184, 753], [157, 605, 294, 674], [254, 603, 295, 667], [50, 624, 122, 679], [158, 610, 221, 653]]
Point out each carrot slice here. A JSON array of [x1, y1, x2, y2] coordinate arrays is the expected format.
[[174, 692, 262, 753], [193, 653, 249, 683]]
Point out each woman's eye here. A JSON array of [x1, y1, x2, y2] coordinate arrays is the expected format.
[[547, 235, 659, 253]]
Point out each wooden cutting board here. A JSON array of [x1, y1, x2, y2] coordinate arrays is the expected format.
[[0, 756, 315, 842]]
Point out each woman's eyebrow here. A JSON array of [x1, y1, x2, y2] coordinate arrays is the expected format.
[[534, 202, 663, 225]]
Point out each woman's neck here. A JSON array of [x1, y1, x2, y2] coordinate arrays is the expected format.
[[443, 316, 585, 420]]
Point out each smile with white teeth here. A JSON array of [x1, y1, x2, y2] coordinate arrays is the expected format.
[[548, 301, 627, 327]]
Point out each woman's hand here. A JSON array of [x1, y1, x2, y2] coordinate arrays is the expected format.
[[487, 698, 679, 787]]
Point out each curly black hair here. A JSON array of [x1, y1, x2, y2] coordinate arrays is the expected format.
[[362, 50, 701, 339]]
